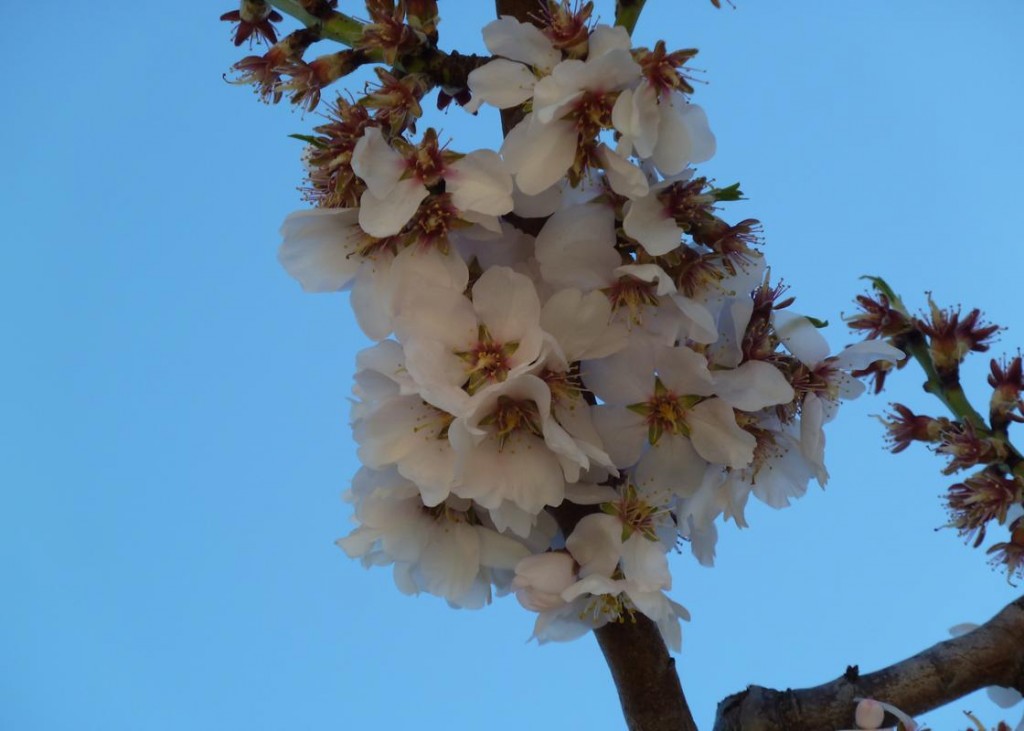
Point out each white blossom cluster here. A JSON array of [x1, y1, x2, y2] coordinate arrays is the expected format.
[[277, 17, 902, 649]]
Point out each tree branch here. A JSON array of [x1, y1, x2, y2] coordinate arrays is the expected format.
[[713, 594, 1024, 731], [596, 616, 699, 731]]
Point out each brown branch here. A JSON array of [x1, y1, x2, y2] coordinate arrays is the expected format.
[[713, 594, 1024, 731], [596, 616, 699, 731]]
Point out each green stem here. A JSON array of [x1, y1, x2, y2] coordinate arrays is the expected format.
[[269, 0, 365, 46], [615, 0, 649, 35], [863, 276, 989, 430]]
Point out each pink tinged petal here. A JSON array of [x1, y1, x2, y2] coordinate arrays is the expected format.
[[800, 393, 828, 485], [831, 340, 905, 371], [512, 181, 563, 217], [597, 144, 649, 199], [446, 149, 514, 216], [389, 244, 470, 306], [635, 433, 706, 503], [623, 193, 682, 255], [616, 264, 676, 296], [854, 699, 885, 730], [454, 577, 492, 609], [656, 345, 715, 397], [357, 178, 429, 238], [565, 514, 623, 578], [351, 127, 404, 197], [555, 404, 616, 476], [350, 260, 398, 340], [772, 309, 831, 366], [353, 396, 431, 467], [515, 552, 577, 594], [483, 16, 560, 69], [573, 49, 641, 93], [450, 425, 564, 513], [485, 501, 535, 538], [583, 340, 656, 405], [750, 441, 812, 509], [867, 700, 918, 731], [709, 299, 754, 369], [561, 574, 626, 603], [613, 83, 660, 158], [476, 526, 531, 570], [713, 361, 795, 411], [336, 527, 381, 558], [536, 203, 619, 290], [393, 284, 477, 346], [541, 289, 625, 362], [591, 406, 647, 468], [501, 117, 577, 195], [382, 519, 433, 562], [687, 398, 756, 468], [392, 563, 420, 595], [466, 59, 539, 110], [686, 518, 718, 568], [587, 24, 632, 58], [277, 208, 363, 292], [652, 95, 715, 175], [419, 522, 480, 602], [397, 447, 457, 508], [472, 267, 542, 343], [672, 296, 718, 344], [621, 535, 671, 591]]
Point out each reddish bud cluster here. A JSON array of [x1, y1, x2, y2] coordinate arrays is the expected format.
[[220, 0, 283, 47], [360, 0, 423, 65], [361, 69, 431, 136], [633, 41, 699, 96], [301, 98, 374, 208], [228, 29, 320, 104], [946, 471, 1022, 547], [278, 51, 363, 111], [846, 292, 913, 340], [916, 298, 1000, 375], [539, 1, 594, 58], [987, 519, 1024, 580], [882, 404, 950, 453], [988, 355, 1024, 429], [935, 421, 1006, 475]]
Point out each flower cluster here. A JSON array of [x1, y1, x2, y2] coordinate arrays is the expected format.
[[277, 14, 902, 648]]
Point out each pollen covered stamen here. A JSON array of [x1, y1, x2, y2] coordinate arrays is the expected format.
[[456, 326, 520, 394], [603, 276, 660, 324], [479, 396, 543, 450], [628, 379, 695, 444]]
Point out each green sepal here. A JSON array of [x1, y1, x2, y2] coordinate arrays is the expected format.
[[711, 182, 744, 201], [288, 133, 328, 149]]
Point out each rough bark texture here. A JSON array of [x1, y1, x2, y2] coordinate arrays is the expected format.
[[713, 594, 1024, 731]]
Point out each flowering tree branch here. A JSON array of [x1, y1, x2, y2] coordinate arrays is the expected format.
[[713, 593, 1024, 731], [220, 1, 1021, 729]]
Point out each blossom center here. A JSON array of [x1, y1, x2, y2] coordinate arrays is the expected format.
[[479, 396, 543, 450], [455, 326, 519, 394]]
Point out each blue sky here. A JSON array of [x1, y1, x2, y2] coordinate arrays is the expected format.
[[4, 2, 1023, 729]]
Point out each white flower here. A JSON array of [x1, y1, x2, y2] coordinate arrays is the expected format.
[[464, 17, 561, 113], [278, 208, 367, 292], [395, 266, 546, 416], [351, 127, 513, 237], [338, 467, 530, 608]]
